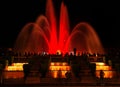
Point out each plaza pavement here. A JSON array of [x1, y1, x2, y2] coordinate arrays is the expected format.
[[1, 75, 120, 87]]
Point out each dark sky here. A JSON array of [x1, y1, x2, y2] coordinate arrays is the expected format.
[[0, 0, 120, 48]]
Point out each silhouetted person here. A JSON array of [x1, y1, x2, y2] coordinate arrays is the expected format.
[[73, 48, 76, 56], [58, 69, 62, 78], [0, 64, 3, 84], [99, 70, 105, 85], [65, 71, 72, 81], [90, 63, 96, 77], [23, 64, 30, 81], [57, 68, 62, 82]]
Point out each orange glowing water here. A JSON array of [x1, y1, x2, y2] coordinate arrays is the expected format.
[[95, 62, 115, 78], [4, 63, 28, 79], [5, 63, 28, 71], [49, 62, 71, 78], [14, 0, 105, 54]]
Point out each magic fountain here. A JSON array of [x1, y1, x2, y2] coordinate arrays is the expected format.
[[14, 0, 105, 55], [4, 0, 115, 79]]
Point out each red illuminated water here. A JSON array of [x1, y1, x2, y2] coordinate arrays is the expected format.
[[14, 0, 105, 54]]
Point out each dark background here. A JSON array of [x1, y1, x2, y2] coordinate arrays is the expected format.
[[0, 0, 120, 48]]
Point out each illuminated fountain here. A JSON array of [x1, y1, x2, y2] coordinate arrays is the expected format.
[[14, 0, 105, 55], [12, 0, 112, 79], [4, 63, 28, 79], [49, 62, 71, 78], [95, 62, 116, 78], [5, 63, 28, 71]]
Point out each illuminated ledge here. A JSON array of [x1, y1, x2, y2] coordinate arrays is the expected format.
[[3, 63, 28, 79], [49, 62, 71, 78], [96, 70, 116, 78], [90, 62, 106, 66], [3, 71, 24, 79], [49, 66, 70, 71], [5, 63, 28, 71]]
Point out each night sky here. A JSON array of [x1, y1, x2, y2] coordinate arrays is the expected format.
[[0, 0, 120, 48]]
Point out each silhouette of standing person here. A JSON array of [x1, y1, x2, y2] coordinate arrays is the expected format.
[[99, 70, 105, 85], [65, 71, 72, 81], [58, 69, 61, 77], [57, 68, 62, 82]]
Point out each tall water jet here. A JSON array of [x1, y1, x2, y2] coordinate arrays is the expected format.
[[14, 22, 50, 53], [59, 2, 70, 53], [46, 0, 58, 54], [14, 0, 105, 55], [65, 22, 104, 54]]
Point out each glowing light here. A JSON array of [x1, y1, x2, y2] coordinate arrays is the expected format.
[[96, 65, 112, 70], [96, 62, 105, 66], [50, 62, 54, 66], [95, 62, 114, 78], [62, 62, 68, 66], [49, 62, 71, 78], [96, 70, 115, 78], [5, 63, 28, 71], [4, 71, 24, 79], [56, 50, 61, 55]]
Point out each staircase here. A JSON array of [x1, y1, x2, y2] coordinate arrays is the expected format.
[[79, 56, 91, 76]]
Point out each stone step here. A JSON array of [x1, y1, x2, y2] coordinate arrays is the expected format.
[[25, 77, 40, 84]]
